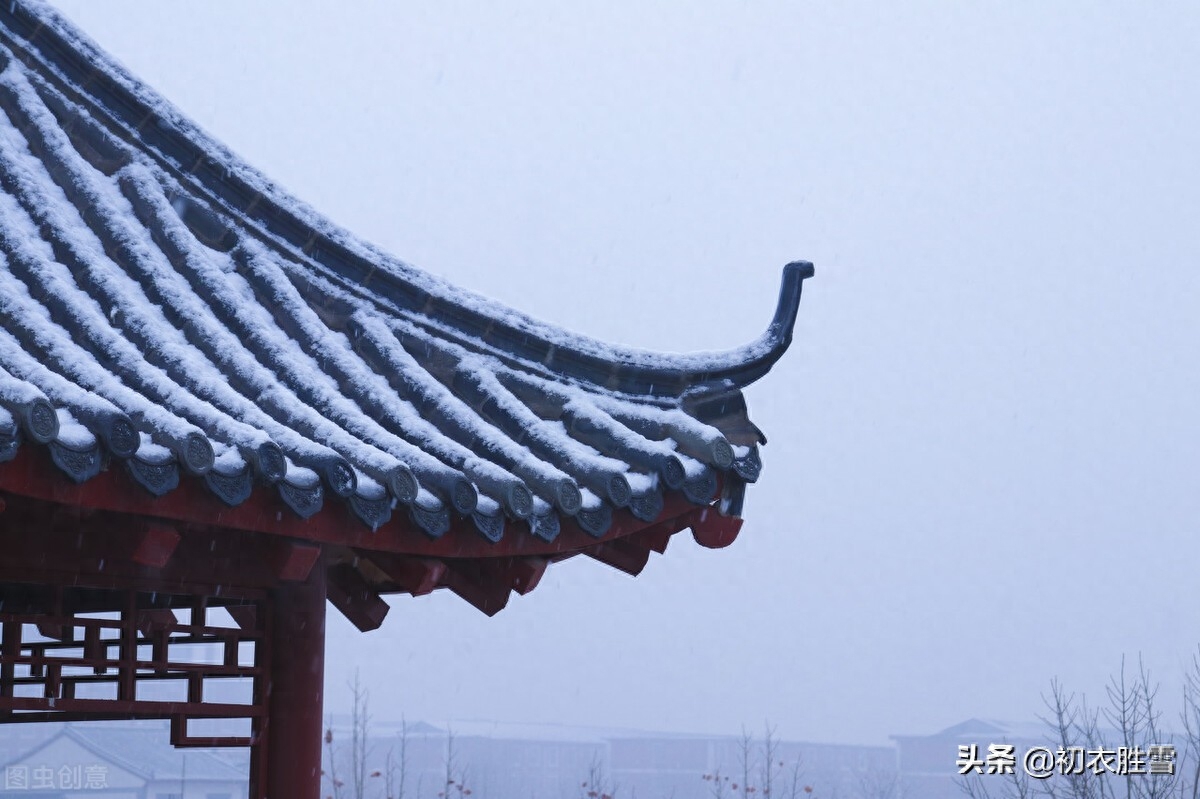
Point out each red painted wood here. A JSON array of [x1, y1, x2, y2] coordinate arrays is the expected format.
[[326, 563, 389, 632], [263, 562, 326, 799], [357, 552, 446, 596], [510, 557, 548, 595], [441, 561, 512, 616], [584, 537, 653, 577], [690, 507, 744, 549], [0, 433, 741, 799], [0, 445, 716, 559], [131, 525, 181, 567], [269, 541, 321, 582], [0, 695, 263, 717], [228, 604, 258, 630]]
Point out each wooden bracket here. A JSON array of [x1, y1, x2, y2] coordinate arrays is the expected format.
[[268, 541, 321, 582], [508, 557, 548, 596], [585, 537, 651, 577], [441, 560, 511, 617], [325, 564, 389, 632], [356, 552, 446, 596]]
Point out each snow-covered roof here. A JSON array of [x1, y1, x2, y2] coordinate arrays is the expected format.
[[0, 3, 809, 549]]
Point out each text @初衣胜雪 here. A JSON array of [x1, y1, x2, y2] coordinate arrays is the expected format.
[[957, 743, 1177, 779]]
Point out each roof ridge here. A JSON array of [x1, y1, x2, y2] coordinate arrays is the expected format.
[[0, 0, 811, 400], [0, 0, 806, 608]]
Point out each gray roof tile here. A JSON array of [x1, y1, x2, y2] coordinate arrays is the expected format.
[[0, 1, 810, 548]]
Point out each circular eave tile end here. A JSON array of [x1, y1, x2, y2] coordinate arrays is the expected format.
[[506, 483, 533, 519], [711, 439, 734, 470], [556, 480, 583, 516], [389, 464, 418, 504], [660, 455, 686, 490], [254, 441, 287, 483], [23, 399, 59, 444], [105, 414, 139, 459], [180, 432, 215, 475], [608, 473, 632, 507], [451, 477, 479, 515], [324, 458, 357, 498]]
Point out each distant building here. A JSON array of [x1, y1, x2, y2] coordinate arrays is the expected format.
[[0, 2, 811, 796], [610, 733, 896, 799], [892, 718, 1047, 799], [324, 718, 896, 799], [5, 716, 1100, 799], [0, 723, 247, 799]]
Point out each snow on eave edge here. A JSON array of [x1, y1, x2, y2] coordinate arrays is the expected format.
[[5, 0, 812, 397]]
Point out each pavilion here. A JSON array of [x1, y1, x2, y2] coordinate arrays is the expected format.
[[0, 2, 812, 797]]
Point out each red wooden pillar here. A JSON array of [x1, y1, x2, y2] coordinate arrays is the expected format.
[[263, 562, 327, 799]]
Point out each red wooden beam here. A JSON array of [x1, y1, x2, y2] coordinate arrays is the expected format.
[[136, 609, 177, 634], [131, 525, 180, 568], [35, 621, 67, 641], [356, 552, 446, 596], [508, 557, 548, 596], [268, 540, 321, 582], [325, 564, 389, 632], [0, 695, 263, 717], [0, 446, 713, 559], [171, 716, 253, 748], [228, 604, 258, 630], [0, 498, 313, 597], [626, 520, 675, 555], [440, 561, 512, 617], [585, 538, 652, 577]]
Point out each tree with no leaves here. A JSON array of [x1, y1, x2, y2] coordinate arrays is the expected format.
[[958, 651, 1200, 799], [579, 755, 617, 799], [324, 671, 374, 799], [702, 723, 818, 798], [323, 671, 413, 799]]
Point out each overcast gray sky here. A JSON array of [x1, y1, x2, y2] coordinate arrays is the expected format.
[[49, 1, 1200, 746]]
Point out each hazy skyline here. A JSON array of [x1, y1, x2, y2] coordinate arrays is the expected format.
[[47, 1, 1200, 745]]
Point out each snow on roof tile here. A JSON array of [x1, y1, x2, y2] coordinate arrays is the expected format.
[[0, 1, 811, 547]]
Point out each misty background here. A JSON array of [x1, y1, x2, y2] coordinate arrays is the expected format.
[[47, 1, 1200, 746]]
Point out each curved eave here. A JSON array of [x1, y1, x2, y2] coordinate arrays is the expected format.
[[0, 2, 807, 624], [0, 443, 736, 561], [0, 476, 742, 623], [0, 1, 811, 401]]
